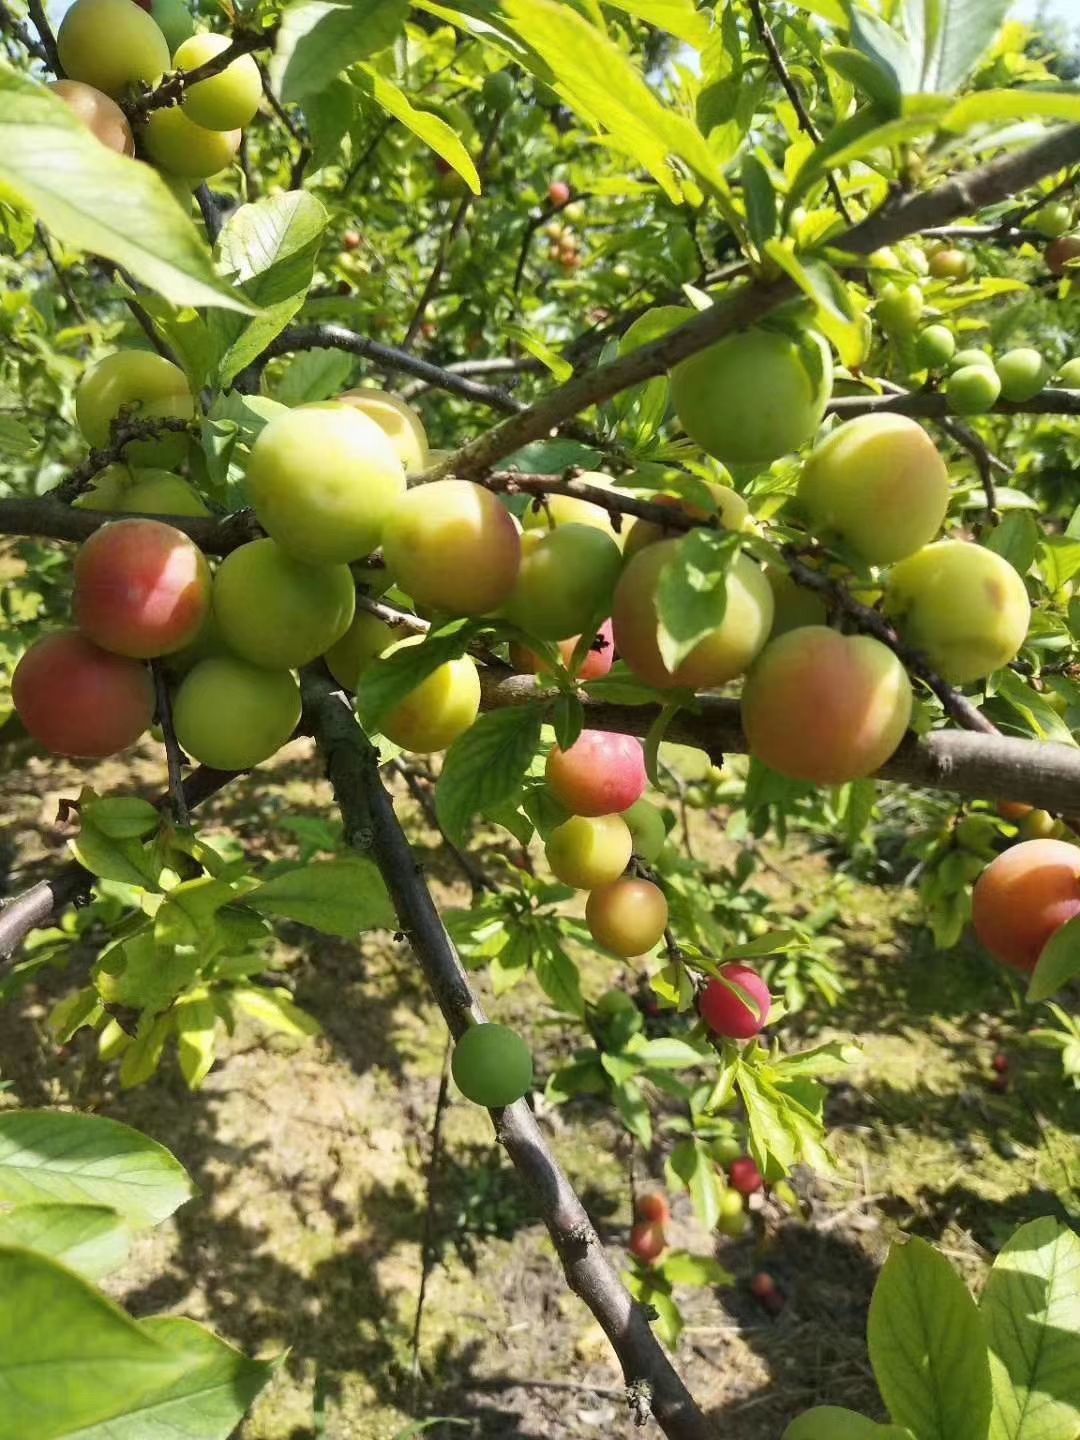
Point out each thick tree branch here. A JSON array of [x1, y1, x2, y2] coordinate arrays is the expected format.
[[55, 418, 198, 502], [0, 496, 261, 554], [828, 387, 1080, 420], [303, 671, 715, 1440], [152, 660, 190, 826], [422, 125, 1080, 482]]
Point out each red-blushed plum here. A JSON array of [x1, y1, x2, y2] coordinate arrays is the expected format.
[[12, 631, 154, 758], [546, 730, 647, 816], [48, 80, 134, 155], [628, 1221, 666, 1264], [729, 1156, 763, 1195], [741, 628, 912, 784], [1045, 235, 1080, 276], [324, 612, 396, 692], [612, 539, 774, 690], [548, 179, 571, 207], [143, 108, 242, 180], [451, 1022, 533, 1107], [586, 878, 668, 957], [76, 352, 194, 467], [623, 482, 753, 559], [502, 524, 623, 641], [379, 639, 480, 754], [213, 539, 356, 670], [635, 1192, 671, 1225], [765, 566, 828, 638], [381, 481, 521, 616], [172, 657, 302, 770], [796, 415, 949, 566], [972, 838, 1080, 973], [246, 405, 405, 564], [57, 0, 170, 99], [334, 389, 429, 473], [174, 32, 261, 131], [670, 325, 832, 465], [623, 797, 667, 863], [510, 620, 615, 682], [700, 964, 771, 1040], [927, 248, 972, 280], [883, 539, 1030, 684], [545, 814, 632, 890], [73, 519, 211, 659]]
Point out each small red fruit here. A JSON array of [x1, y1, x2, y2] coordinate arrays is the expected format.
[[635, 1192, 671, 1225], [546, 729, 647, 816], [729, 1157, 764, 1196], [549, 180, 571, 208], [699, 964, 771, 1040], [992, 1052, 1009, 1075], [12, 631, 154, 758], [629, 1220, 666, 1264], [750, 1271, 777, 1300], [342, 230, 361, 251]]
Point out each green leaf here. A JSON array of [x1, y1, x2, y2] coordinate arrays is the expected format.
[[612, 1077, 652, 1148], [632, 1036, 713, 1070], [944, 87, 1080, 131], [358, 621, 475, 731], [69, 819, 162, 891], [1028, 916, 1080, 1004], [436, 704, 545, 845], [868, 1237, 992, 1440], [741, 153, 777, 252], [655, 529, 740, 672], [601, 0, 712, 49], [356, 66, 480, 194], [533, 932, 585, 1017], [0, 1203, 130, 1280], [273, 347, 355, 406], [986, 512, 1040, 577], [982, 1218, 1080, 1440], [80, 797, 160, 841], [906, 0, 1012, 95], [0, 415, 37, 456], [657, 1251, 732, 1288], [666, 1137, 721, 1230], [119, 1011, 173, 1089], [245, 858, 395, 936], [175, 994, 218, 1091], [0, 1110, 192, 1229], [0, 69, 249, 313], [784, 1410, 915, 1440], [229, 986, 322, 1039], [95, 932, 200, 1015], [992, 671, 1076, 748], [550, 692, 585, 753], [271, 0, 409, 103]]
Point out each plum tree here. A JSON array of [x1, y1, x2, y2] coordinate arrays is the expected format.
[[545, 730, 647, 816], [502, 524, 622, 640], [612, 540, 774, 690], [143, 108, 242, 180], [883, 539, 1030, 683], [629, 1221, 666, 1264], [995, 347, 1050, 402], [729, 1157, 764, 1195], [741, 628, 912, 784], [796, 414, 949, 566], [1045, 235, 1080, 275], [700, 964, 771, 1040], [915, 324, 956, 369], [927, 248, 972, 280], [120, 472, 210, 517], [175, 33, 262, 131], [623, 798, 667, 864], [545, 814, 632, 889], [670, 325, 832, 465], [586, 878, 669, 957], [381, 480, 521, 616], [48, 80, 134, 156], [379, 642, 481, 753], [765, 566, 828, 638], [324, 612, 396, 691], [451, 1023, 533, 1106], [57, 0, 170, 99], [212, 539, 356, 670], [334, 389, 430, 473], [972, 839, 1080, 972], [876, 281, 924, 333], [76, 351, 194, 467], [246, 405, 406, 564], [72, 518, 211, 659], [623, 482, 752, 559], [173, 657, 302, 770], [510, 620, 615, 682], [12, 631, 154, 758], [635, 1192, 671, 1225]]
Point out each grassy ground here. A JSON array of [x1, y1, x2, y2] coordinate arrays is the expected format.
[[0, 739, 1076, 1439]]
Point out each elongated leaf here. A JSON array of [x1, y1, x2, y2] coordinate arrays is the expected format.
[[358, 621, 475, 731], [869, 1237, 992, 1440], [945, 87, 1080, 131], [436, 704, 545, 844], [784, 1410, 914, 1439], [230, 986, 322, 1039], [0, 1203, 129, 1280], [245, 858, 395, 936], [1028, 916, 1080, 1004], [656, 529, 741, 672], [533, 932, 585, 1017], [906, 0, 1012, 94], [601, 0, 712, 49], [271, 0, 409, 103], [0, 1110, 192, 1228], [356, 67, 480, 193], [983, 1218, 1080, 1440], [0, 70, 248, 312]]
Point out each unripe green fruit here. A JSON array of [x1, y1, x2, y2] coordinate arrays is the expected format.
[[482, 70, 515, 110], [380, 640, 481, 754], [72, 463, 132, 512], [1058, 358, 1080, 388], [76, 351, 193, 467], [915, 324, 956, 369], [150, 0, 194, 52], [334, 389, 429, 473], [670, 325, 832, 466], [212, 539, 356, 670], [947, 363, 1002, 415], [883, 539, 1030, 683], [623, 798, 667, 864], [176, 32, 262, 131], [995, 347, 1049, 402], [173, 657, 302, 770], [716, 1188, 748, 1236], [502, 524, 622, 641], [58, 0, 170, 99], [1030, 202, 1071, 239], [451, 1023, 533, 1107], [545, 814, 632, 890], [876, 282, 924, 336], [521, 470, 621, 539], [710, 1134, 744, 1167], [765, 566, 827, 638], [927, 248, 971, 281], [246, 406, 406, 564], [949, 348, 994, 373], [120, 471, 209, 516], [143, 106, 241, 179], [324, 612, 395, 691]]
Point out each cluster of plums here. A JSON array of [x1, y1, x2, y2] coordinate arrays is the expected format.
[[910, 328, 1080, 416], [628, 1151, 766, 1263], [49, 0, 262, 187]]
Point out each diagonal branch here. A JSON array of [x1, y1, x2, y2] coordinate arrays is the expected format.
[[0, 495, 261, 554], [126, 27, 279, 121], [25, 0, 59, 73], [303, 670, 716, 1440]]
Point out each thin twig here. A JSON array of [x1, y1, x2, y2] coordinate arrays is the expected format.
[[195, 185, 223, 244], [392, 758, 493, 896], [25, 0, 59, 73], [409, 1037, 452, 1393], [254, 57, 310, 189], [36, 225, 87, 322], [151, 661, 190, 826]]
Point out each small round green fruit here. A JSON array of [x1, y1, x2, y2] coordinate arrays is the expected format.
[[994, 347, 1050, 403], [451, 1023, 533, 1107], [947, 364, 1002, 416]]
